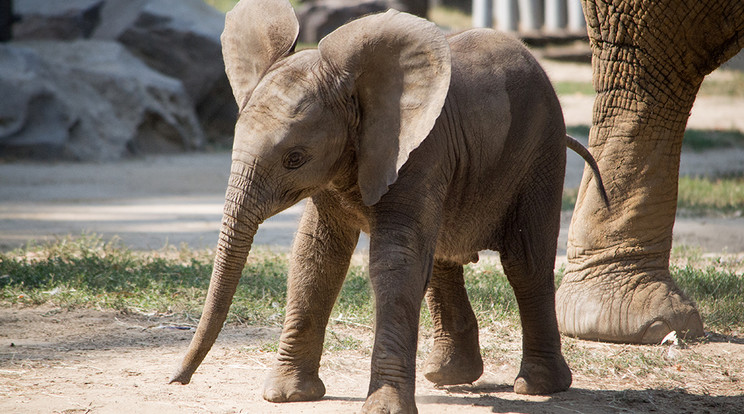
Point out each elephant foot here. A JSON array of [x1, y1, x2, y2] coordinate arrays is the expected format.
[[556, 270, 704, 344], [362, 384, 416, 414], [514, 354, 572, 395], [262, 366, 325, 402], [423, 334, 483, 386]]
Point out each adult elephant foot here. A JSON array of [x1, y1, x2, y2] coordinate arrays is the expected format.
[[514, 353, 572, 395], [422, 325, 483, 386], [556, 269, 704, 344], [262, 366, 326, 402]]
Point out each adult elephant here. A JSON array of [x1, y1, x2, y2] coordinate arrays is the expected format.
[[557, 0, 744, 344]]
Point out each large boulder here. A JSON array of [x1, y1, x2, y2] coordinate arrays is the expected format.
[[94, 0, 236, 143], [0, 41, 204, 160], [12, 0, 236, 145], [13, 0, 104, 40]]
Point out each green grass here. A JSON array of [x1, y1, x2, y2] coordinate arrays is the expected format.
[[203, 0, 302, 12], [463, 261, 519, 324], [429, 5, 473, 31], [0, 235, 372, 326], [673, 264, 744, 330], [2, 235, 741, 334], [677, 176, 744, 215], [671, 246, 744, 332], [562, 175, 744, 215], [552, 70, 744, 98], [553, 81, 596, 96], [682, 129, 744, 151], [699, 71, 744, 97], [566, 126, 744, 152], [203, 0, 239, 12]]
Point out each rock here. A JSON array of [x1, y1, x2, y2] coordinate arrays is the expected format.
[[94, 0, 237, 144], [13, 0, 104, 40], [12, 0, 237, 145], [296, 0, 389, 44], [0, 41, 204, 161]]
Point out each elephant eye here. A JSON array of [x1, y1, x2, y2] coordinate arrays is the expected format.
[[282, 149, 309, 170]]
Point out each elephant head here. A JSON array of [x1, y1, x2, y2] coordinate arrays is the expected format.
[[170, 0, 451, 384]]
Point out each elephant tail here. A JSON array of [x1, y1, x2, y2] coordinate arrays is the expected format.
[[566, 135, 611, 209]]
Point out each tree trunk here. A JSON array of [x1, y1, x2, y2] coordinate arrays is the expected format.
[[557, 0, 744, 344]]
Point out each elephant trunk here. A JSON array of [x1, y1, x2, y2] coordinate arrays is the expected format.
[[170, 161, 265, 384]]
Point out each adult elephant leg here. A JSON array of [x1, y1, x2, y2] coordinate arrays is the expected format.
[[423, 260, 483, 386], [263, 192, 360, 402], [557, 0, 744, 344]]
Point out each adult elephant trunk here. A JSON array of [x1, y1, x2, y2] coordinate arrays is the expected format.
[[557, 0, 744, 344], [170, 160, 266, 384]]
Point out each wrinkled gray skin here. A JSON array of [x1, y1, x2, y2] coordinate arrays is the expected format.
[[171, 0, 578, 412], [557, 0, 744, 345]]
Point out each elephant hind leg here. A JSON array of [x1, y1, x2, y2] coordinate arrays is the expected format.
[[423, 260, 483, 386], [500, 188, 571, 395]]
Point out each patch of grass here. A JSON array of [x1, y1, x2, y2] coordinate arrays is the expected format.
[[566, 125, 591, 139], [203, 0, 239, 12], [334, 265, 374, 325], [563, 339, 671, 378], [553, 81, 596, 96], [677, 176, 744, 216], [562, 187, 579, 211], [1, 236, 210, 313], [0, 235, 290, 323], [551, 73, 744, 98], [562, 176, 744, 215], [325, 329, 365, 352], [699, 71, 744, 97], [463, 262, 519, 324], [2, 235, 743, 334], [683, 129, 744, 151], [429, 5, 472, 31], [566, 126, 744, 151], [0, 235, 374, 326], [672, 261, 744, 332]]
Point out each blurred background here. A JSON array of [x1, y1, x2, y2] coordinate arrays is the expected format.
[[1, 0, 742, 253]]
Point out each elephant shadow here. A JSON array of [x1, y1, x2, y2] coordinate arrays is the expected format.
[[413, 385, 743, 412], [705, 331, 744, 345]]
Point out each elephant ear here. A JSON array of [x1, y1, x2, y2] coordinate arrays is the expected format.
[[318, 10, 451, 206], [221, 0, 299, 108]]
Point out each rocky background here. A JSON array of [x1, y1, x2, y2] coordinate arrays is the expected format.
[[0, 0, 433, 161], [1, 0, 235, 161]]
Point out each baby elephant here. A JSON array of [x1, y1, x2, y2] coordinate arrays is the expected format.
[[170, 0, 607, 412]]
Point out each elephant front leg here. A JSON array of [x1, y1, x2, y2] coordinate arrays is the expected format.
[[363, 228, 437, 413], [263, 195, 359, 403], [423, 261, 483, 386]]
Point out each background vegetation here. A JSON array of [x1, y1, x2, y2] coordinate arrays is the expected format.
[[1, 235, 741, 336]]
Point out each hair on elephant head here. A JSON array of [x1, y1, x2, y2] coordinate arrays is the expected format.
[[170, 0, 597, 412]]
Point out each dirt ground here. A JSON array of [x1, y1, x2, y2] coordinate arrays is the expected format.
[[1, 305, 742, 414], [1, 60, 743, 413]]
